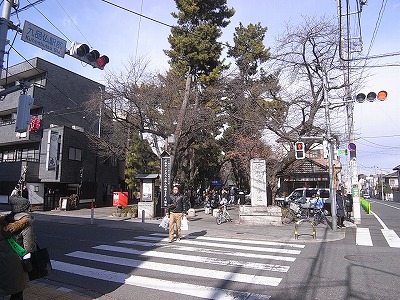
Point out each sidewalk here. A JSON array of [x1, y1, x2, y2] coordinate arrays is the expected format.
[[1, 205, 350, 300], [27, 205, 349, 242]]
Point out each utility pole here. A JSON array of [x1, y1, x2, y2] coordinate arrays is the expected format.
[[336, 0, 361, 224], [322, 71, 337, 231], [0, 0, 14, 71]]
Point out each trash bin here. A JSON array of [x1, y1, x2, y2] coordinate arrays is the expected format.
[[238, 191, 245, 205]]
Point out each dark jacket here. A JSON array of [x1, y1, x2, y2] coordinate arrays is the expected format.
[[0, 212, 37, 295], [167, 193, 187, 213], [336, 193, 345, 217]]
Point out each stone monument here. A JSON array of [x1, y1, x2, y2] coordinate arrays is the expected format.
[[239, 158, 282, 226]]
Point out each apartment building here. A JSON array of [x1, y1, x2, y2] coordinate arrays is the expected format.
[[0, 57, 121, 210]]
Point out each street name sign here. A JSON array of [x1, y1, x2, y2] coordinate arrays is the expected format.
[[337, 149, 348, 156], [21, 21, 67, 58]]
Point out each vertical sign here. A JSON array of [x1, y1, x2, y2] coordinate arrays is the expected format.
[[161, 153, 171, 208], [142, 182, 153, 202], [250, 158, 268, 206], [46, 130, 59, 170]]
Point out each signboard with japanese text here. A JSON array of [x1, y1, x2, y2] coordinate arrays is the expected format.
[[161, 154, 171, 208], [21, 21, 67, 58], [46, 130, 59, 170], [250, 158, 268, 206]]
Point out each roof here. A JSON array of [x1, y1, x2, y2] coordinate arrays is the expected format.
[[277, 158, 329, 176], [383, 171, 399, 178]]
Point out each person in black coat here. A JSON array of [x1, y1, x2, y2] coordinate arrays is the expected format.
[[345, 194, 353, 220], [167, 185, 187, 243], [336, 190, 345, 228]]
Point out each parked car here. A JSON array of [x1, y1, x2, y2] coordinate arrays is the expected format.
[[285, 187, 332, 215], [363, 193, 370, 199]]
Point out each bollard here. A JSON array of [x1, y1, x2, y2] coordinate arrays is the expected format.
[[90, 199, 94, 225], [141, 210, 145, 223]]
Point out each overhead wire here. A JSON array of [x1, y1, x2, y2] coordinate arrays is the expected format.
[[25, 0, 71, 43], [134, 0, 144, 61], [54, 0, 90, 46]]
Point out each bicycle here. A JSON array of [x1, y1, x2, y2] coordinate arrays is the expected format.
[[312, 207, 326, 225], [216, 205, 232, 225]]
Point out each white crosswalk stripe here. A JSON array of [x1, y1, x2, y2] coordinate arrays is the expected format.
[[356, 227, 400, 247], [356, 228, 373, 246], [52, 234, 305, 299]]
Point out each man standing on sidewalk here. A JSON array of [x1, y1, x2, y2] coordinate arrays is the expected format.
[[167, 185, 187, 243]]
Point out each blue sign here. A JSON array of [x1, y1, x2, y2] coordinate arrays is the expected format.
[[21, 21, 67, 58]]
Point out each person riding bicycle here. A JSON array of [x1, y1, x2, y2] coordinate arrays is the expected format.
[[218, 195, 228, 213], [311, 194, 326, 224], [312, 194, 324, 210]]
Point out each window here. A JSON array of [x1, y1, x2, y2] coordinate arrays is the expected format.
[[308, 150, 321, 159], [21, 148, 40, 162], [103, 156, 118, 167], [68, 147, 82, 161], [27, 74, 47, 89], [2, 150, 15, 162]]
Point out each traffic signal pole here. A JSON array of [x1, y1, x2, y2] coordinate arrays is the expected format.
[[322, 72, 337, 231], [0, 0, 13, 71], [337, 0, 361, 224]]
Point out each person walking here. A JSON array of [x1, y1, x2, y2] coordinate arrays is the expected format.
[[0, 192, 37, 300], [167, 185, 187, 243]]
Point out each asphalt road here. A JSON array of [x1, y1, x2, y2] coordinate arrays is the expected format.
[[5, 201, 400, 300]]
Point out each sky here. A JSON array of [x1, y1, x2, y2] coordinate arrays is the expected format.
[[4, 0, 400, 176]]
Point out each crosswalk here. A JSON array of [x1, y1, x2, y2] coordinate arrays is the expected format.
[[51, 233, 306, 299], [355, 227, 400, 247]]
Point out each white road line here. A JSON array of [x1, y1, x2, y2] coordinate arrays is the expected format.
[[150, 233, 306, 249], [356, 228, 373, 246], [133, 235, 301, 255], [381, 229, 400, 248], [371, 211, 388, 230], [93, 244, 290, 272], [117, 240, 297, 262], [51, 260, 271, 299], [66, 251, 282, 286]]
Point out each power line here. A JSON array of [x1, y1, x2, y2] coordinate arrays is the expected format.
[[99, 0, 174, 29], [25, 0, 71, 43], [361, 134, 400, 139], [55, 0, 91, 46]]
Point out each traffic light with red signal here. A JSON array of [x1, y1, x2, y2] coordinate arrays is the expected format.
[[68, 42, 109, 70], [295, 141, 305, 159]]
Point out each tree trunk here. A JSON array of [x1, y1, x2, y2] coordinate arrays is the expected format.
[[171, 67, 192, 177]]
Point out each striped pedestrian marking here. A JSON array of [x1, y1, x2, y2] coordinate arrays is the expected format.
[[356, 228, 373, 246], [53, 235, 306, 298], [118, 239, 298, 262], [51, 260, 272, 300], [66, 251, 283, 286], [381, 229, 400, 248], [93, 244, 290, 272], [131, 235, 302, 255], [151, 233, 306, 249], [356, 211, 400, 248]]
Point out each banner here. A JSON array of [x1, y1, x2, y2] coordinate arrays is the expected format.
[[46, 130, 59, 170]]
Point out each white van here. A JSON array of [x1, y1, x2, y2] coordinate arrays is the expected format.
[[285, 188, 331, 214]]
